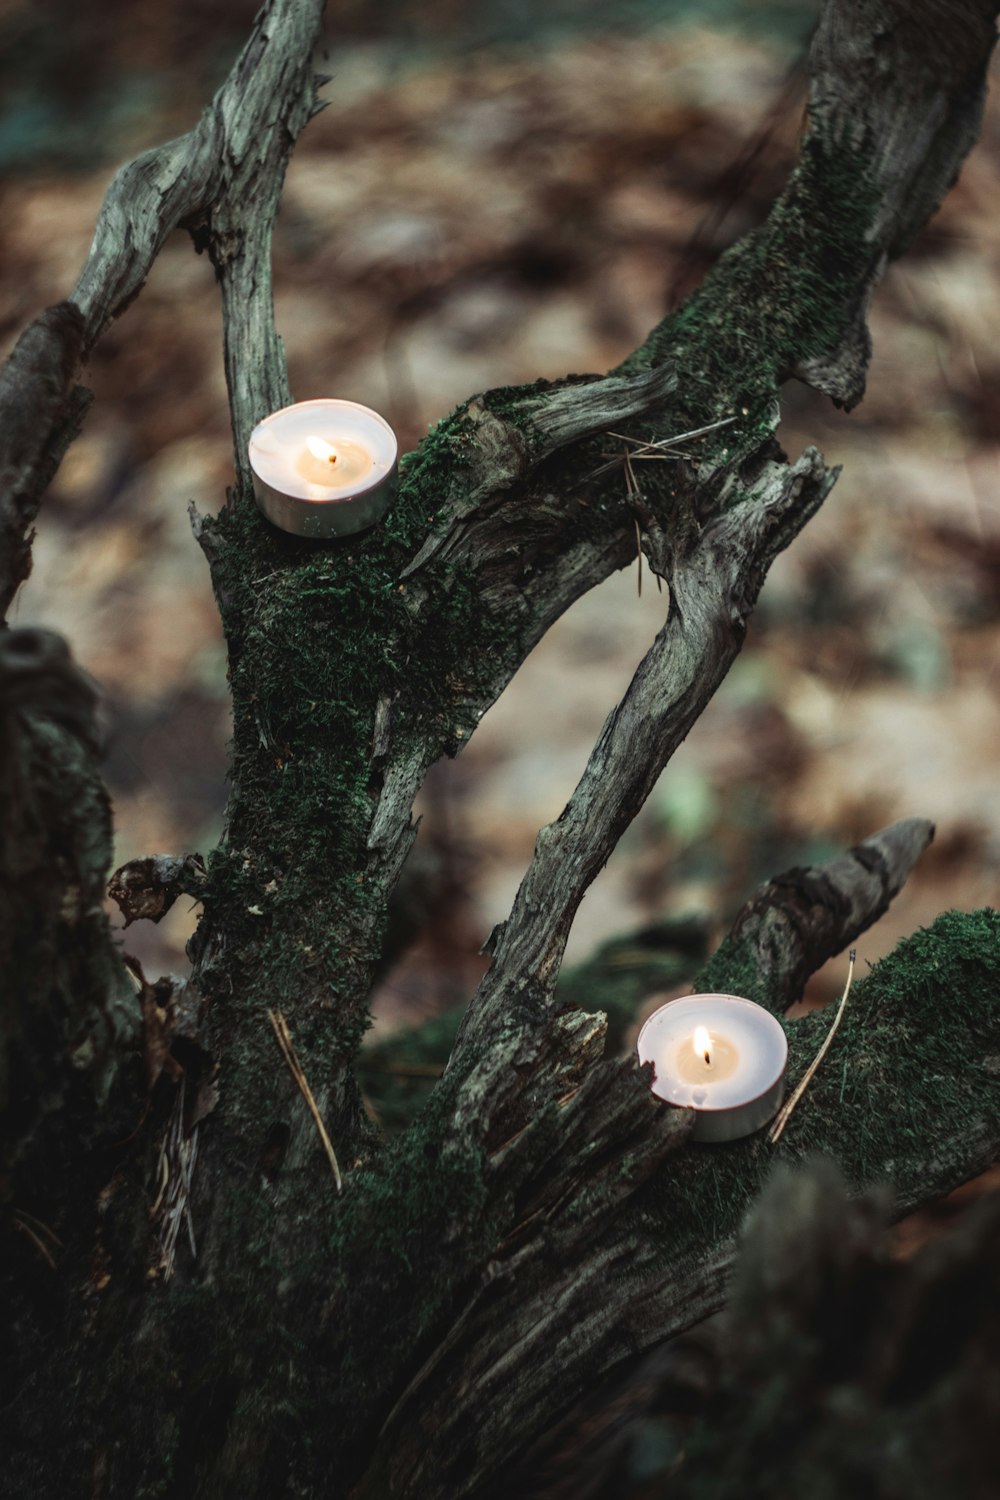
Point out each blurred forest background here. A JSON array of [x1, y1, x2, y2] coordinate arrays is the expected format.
[[3, 0, 1000, 1233]]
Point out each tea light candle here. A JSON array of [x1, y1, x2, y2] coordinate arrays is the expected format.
[[637, 994, 787, 1143], [248, 399, 398, 539]]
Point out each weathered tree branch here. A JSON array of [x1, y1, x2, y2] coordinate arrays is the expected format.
[[2, 1, 999, 1496], [696, 814, 937, 1005], [0, 629, 136, 1196], [508, 1162, 1000, 1499], [0, 0, 326, 618], [452, 449, 836, 1064]]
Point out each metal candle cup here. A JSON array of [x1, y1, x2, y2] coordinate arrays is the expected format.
[[248, 399, 398, 539], [637, 994, 787, 1143]]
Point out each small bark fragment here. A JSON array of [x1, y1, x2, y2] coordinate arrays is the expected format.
[[109, 853, 207, 927]]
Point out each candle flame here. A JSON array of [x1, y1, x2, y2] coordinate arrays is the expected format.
[[693, 1025, 712, 1067], [306, 435, 338, 465]]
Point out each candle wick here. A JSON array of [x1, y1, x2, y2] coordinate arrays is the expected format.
[[703, 1050, 711, 1066]]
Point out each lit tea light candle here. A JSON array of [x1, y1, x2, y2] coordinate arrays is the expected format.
[[637, 994, 787, 1143], [248, 399, 398, 539]]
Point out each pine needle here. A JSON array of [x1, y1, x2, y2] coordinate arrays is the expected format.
[[769, 949, 857, 1145], [605, 414, 737, 450], [12, 1213, 58, 1270], [268, 1008, 343, 1191]]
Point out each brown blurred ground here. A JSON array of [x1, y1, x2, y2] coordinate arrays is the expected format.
[[3, 1, 1000, 1148]]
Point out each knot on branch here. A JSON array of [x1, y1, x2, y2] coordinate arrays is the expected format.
[[185, 208, 247, 274], [465, 397, 532, 491], [700, 817, 935, 1012]]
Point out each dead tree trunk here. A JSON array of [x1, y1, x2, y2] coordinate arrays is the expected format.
[[3, 2, 1000, 1496]]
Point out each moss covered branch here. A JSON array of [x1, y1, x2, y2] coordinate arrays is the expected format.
[[182, 0, 999, 1193], [345, 904, 1000, 1500], [3, 1, 1000, 1496]]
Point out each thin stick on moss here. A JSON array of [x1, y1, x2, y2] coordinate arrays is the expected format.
[[588, 414, 739, 478], [267, 1008, 344, 1192], [769, 948, 856, 1145], [12, 1212, 59, 1270]]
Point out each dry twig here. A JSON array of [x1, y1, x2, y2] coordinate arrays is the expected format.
[[586, 414, 738, 481], [12, 1210, 62, 1270], [769, 948, 857, 1144], [267, 1008, 344, 1192]]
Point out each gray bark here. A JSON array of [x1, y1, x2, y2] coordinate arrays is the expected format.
[[2, 2, 999, 1496]]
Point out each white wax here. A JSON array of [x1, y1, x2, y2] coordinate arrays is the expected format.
[[248, 399, 397, 502], [637, 994, 787, 1121], [672, 1030, 740, 1084], [295, 436, 374, 489]]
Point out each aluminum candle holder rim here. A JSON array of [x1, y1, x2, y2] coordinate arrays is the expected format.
[[248, 398, 398, 540]]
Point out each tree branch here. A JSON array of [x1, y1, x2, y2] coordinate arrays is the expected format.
[[352, 901, 1000, 1500], [696, 815, 937, 1007], [0, 0, 326, 618], [0, 629, 137, 1200], [2, 1, 998, 1494], [452, 448, 836, 1066]]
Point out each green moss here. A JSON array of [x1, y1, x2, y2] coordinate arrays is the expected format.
[[617, 133, 882, 458], [622, 909, 1000, 1278], [781, 909, 1000, 1182], [193, 404, 525, 1051], [694, 934, 777, 1009], [321, 1076, 501, 1430]]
